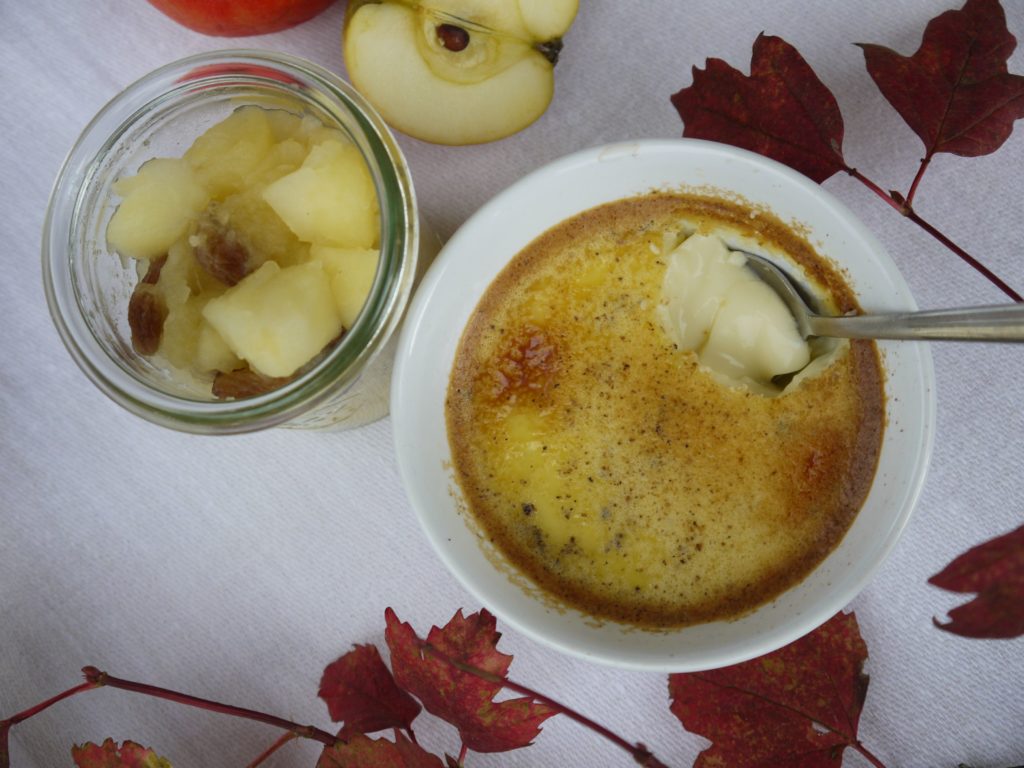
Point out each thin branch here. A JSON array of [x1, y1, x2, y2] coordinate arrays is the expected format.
[[81, 667, 339, 747], [905, 156, 932, 207], [904, 209, 1023, 302], [846, 167, 907, 213], [246, 732, 297, 768], [1, 680, 97, 728], [853, 740, 889, 768], [846, 169, 1022, 302]]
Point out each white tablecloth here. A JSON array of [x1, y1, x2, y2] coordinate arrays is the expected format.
[[2, 1, 1022, 766]]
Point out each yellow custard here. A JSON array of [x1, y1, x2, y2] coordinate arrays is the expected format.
[[446, 193, 884, 628]]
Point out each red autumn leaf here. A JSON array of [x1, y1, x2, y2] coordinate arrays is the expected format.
[[859, 0, 1024, 159], [669, 612, 869, 768], [384, 608, 556, 753], [317, 732, 445, 768], [929, 523, 1024, 638], [319, 644, 422, 738], [71, 739, 172, 768], [671, 33, 849, 183]]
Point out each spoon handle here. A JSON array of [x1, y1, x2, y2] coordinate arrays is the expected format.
[[808, 303, 1024, 341]]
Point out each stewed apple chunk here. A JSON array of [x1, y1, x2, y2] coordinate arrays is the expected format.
[[107, 158, 208, 260], [108, 106, 381, 398], [203, 261, 342, 378], [311, 245, 380, 328], [261, 137, 378, 249]]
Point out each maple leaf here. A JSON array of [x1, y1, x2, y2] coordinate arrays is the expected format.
[[384, 608, 556, 753], [671, 33, 849, 183], [859, 0, 1024, 159], [317, 732, 445, 768], [71, 739, 172, 768], [929, 523, 1024, 638], [669, 612, 871, 768], [319, 644, 422, 738]]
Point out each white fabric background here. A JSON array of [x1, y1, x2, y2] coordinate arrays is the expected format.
[[2, 1, 1023, 766]]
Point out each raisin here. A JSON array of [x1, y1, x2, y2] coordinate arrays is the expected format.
[[140, 254, 167, 285], [127, 285, 167, 356], [436, 23, 470, 52], [193, 217, 251, 286], [212, 366, 293, 399]]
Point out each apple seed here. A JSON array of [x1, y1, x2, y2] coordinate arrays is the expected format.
[[436, 23, 470, 52]]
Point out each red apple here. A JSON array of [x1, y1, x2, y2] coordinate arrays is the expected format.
[[147, 0, 338, 36]]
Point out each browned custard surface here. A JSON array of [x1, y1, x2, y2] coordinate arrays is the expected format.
[[446, 193, 884, 628]]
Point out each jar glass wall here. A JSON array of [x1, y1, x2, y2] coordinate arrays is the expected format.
[[43, 50, 428, 433]]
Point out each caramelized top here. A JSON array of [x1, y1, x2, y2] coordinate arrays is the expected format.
[[446, 192, 884, 628]]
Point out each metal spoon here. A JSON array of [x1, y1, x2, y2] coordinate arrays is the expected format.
[[736, 249, 1024, 342]]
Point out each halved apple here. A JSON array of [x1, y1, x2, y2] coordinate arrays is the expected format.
[[343, 0, 578, 145]]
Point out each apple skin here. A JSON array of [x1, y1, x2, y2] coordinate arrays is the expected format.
[[146, 0, 338, 36]]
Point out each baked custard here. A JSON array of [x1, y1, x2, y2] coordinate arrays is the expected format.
[[446, 192, 884, 628]]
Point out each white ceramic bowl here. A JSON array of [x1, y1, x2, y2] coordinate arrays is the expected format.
[[391, 139, 935, 671]]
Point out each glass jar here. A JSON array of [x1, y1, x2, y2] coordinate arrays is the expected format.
[[43, 50, 434, 433]]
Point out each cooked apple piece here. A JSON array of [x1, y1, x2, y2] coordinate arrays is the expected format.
[[343, 0, 578, 145], [195, 321, 241, 373], [184, 106, 275, 196], [311, 244, 380, 328], [261, 137, 378, 248], [109, 106, 381, 393], [246, 137, 308, 187], [159, 296, 206, 370], [209, 190, 310, 270], [202, 260, 343, 378], [107, 158, 208, 260], [154, 237, 204, 306], [301, 122, 350, 148], [263, 108, 305, 142]]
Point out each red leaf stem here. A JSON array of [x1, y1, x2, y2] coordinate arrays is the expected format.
[[904, 208, 1023, 302], [906, 157, 933, 206], [854, 741, 890, 768], [2, 678, 97, 766], [847, 167, 1023, 302], [1, 679, 96, 729], [81, 667, 339, 747], [246, 732, 298, 768], [419, 643, 669, 768], [846, 168, 909, 213]]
